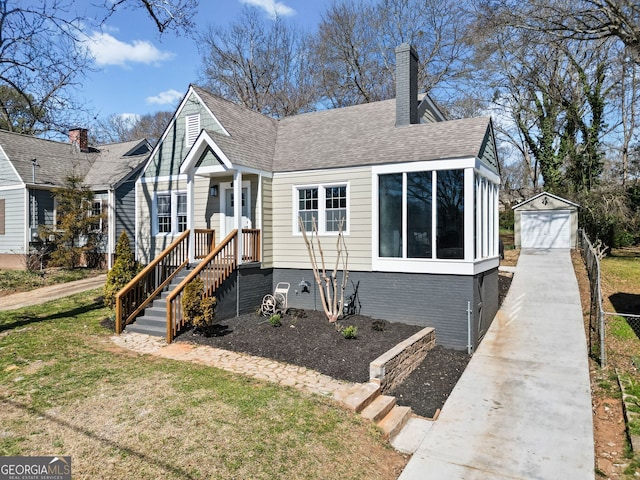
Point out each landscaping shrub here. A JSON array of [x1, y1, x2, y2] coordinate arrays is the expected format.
[[182, 277, 217, 332]]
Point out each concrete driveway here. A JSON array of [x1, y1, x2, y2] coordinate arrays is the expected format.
[[399, 249, 594, 479]]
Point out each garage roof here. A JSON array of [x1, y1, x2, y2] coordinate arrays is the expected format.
[[512, 192, 580, 210]]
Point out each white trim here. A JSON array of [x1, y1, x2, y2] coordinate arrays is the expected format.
[[181, 130, 233, 174], [371, 256, 500, 275], [474, 159, 501, 184], [152, 190, 187, 236], [463, 168, 475, 261], [138, 174, 188, 185], [292, 182, 350, 236], [513, 191, 580, 209], [107, 189, 116, 269], [372, 157, 477, 175], [219, 180, 252, 237], [0, 184, 25, 192]]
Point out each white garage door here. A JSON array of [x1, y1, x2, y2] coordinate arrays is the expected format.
[[521, 211, 571, 248]]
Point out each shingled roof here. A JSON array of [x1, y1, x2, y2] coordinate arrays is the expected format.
[[192, 87, 492, 174], [0, 129, 149, 189]]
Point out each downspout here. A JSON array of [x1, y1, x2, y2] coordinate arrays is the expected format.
[[107, 188, 116, 269], [467, 301, 473, 354]]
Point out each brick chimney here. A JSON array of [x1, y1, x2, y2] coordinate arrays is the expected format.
[[395, 43, 419, 126], [69, 128, 89, 152]]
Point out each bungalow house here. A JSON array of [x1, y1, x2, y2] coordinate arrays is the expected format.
[[0, 128, 151, 269], [128, 44, 500, 350]]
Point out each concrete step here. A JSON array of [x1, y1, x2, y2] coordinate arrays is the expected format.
[[343, 382, 380, 413], [126, 323, 165, 337], [135, 316, 165, 327], [377, 405, 412, 439], [390, 416, 435, 454], [141, 307, 166, 319], [361, 395, 396, 423]]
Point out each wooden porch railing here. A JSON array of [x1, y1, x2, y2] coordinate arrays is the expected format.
[[166, 229, 238, 343], [165, 228, 261, 343], [194, 229, 216, 259], [242, 228, 261, 262], [115, 230, 190, 334]]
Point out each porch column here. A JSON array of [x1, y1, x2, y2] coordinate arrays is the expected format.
[[187, 172, 195, 264], [108, 189, 116, 269], [234, 170, 243, 265]]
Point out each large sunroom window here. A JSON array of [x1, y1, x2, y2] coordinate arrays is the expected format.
[[378, 169, 464, 260]]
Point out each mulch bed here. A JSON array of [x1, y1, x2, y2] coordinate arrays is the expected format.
[[173, 274, 512, 419], [175, 309, 471, 419]]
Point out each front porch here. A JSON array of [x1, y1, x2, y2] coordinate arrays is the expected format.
[[116, 227, 263, 342]]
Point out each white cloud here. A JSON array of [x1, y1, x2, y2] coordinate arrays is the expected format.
[[146, 89, 183, 105], [239, 0, 295, 18], [85, 31, 175, 67], [116, 113, 141, 126]]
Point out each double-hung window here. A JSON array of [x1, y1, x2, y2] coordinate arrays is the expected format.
[[89, 199, 103, 232], [295, 183, 348, 234], [155, 192, 187, 234]]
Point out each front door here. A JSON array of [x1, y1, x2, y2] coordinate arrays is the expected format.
[[224, 187, 251, 235]]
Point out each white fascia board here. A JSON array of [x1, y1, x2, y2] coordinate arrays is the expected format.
[[474, 160, 501, 184], [181, 130, 232, 174], [371, 157, 477, 175], [138, 174, 188, 185], [0, 184, 25, 192], [512, 191, 580, 210], [0, 145, 24, 183], [371, 257, 499, 275]]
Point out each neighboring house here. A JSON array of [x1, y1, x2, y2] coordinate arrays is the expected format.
[[513, 192, 580, 249], [0, 128, 151, 269], [134, 44, 501, 350]]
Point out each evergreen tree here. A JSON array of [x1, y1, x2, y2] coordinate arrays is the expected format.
[[104, 232, 140, 309]]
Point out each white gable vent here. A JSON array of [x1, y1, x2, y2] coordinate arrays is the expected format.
[[185, 113, 200, 148]]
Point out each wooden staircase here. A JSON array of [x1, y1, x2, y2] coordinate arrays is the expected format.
[[126, 266, 194, 337], [337, 382, 413, 440]]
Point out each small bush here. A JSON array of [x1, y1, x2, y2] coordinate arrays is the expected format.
[[371, 319, 386, 331], [341, 325, 358, 339], [182, 277, 217, 331], [269, 314, 282, 327]]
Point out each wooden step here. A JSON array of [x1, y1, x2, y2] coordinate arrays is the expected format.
[[343, 382, 380, 413], [377, 405, 412, 439], [361, 395, 396, 423]]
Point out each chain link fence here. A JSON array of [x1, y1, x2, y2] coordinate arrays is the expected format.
[[580, 230, 640, 368]]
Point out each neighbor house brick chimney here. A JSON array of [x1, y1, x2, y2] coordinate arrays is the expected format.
[[69, 128, 89, 152], [395, 43, 419, 126]]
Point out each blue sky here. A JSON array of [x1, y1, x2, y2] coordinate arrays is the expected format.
[[78, 0, 335, 125]]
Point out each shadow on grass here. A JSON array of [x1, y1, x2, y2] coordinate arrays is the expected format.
[[609, 292, 640, 340], [0, 298, 104, 334], [2, 397, 198, 480]]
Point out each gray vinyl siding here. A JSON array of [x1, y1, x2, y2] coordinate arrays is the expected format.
[[143, 92, 224, 178], [479, 127, 499, 174], [273, 268, 497, 350], [0, 149, 21, 187], [115, 177, 137, 251], [271, 166, 372, 271], [0, 187, 26, 253]]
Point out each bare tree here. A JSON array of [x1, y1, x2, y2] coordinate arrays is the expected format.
[[474, 0, 640, 64], [97, 0, 199, 36], [93, 111, 172, 145], [299, 216, 349, 324], [199, 7, 318, 117]]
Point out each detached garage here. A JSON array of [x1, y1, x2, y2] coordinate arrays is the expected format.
[[513, 192, 579, 249]]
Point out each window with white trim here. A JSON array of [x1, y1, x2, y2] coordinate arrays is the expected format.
[[185, 114, 200, 148], [89, 199, 103, 232], [155, 192, 187, 234], [378, 169, 464, 260], [296, 184, 348, 234]]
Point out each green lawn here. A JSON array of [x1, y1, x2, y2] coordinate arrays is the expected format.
[[0, 268, 103, 296], [0, 290, 405, 479]]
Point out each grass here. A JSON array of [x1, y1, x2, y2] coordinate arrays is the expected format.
[[0, 290, 406, 479], [0, 268, 104, 296]]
